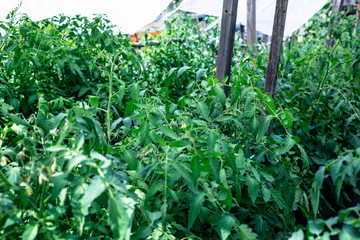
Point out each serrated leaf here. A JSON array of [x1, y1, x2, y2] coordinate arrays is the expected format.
[[216, 115, 233, 122], [261, 186, 271, 202], [123, 150, 137, 170], [280, 110, 293, 128], [188, 192, 205, 229], [310, 181, 320, 217], [214, 85, 226, 107], [257, 115, 272, 141], [270, 188, 286, 209], [276, 136, 295, 155], [235, 223, 258, 240], [130, 82, 140, 99], [172, 162, 195, 192], [22, 223, 38, 240], [218, 213, 236, 240], [159, 125, 178, 140], [80, 176, 106, 215], [170, 140, 191, 148], [298, 145, 310, 171], [246, 176, 259, 204], [264, 95, 276, 115], [220, 169, 229, 189], [198, 101, 210, 118], [208, 131, 217, 153], [149, 131, 166, 146], [108, 193, 136, 240], [140, 120, 150, 144]]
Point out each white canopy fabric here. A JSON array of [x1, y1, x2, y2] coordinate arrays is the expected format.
[[179, 0, 330, 36], [0, 0, 173, 34]]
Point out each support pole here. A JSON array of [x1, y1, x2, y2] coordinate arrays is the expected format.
[[264, 0, 289, 98], [356, 0, 360, 27], [327, 0, 344, 47], [247, 0, 257, 51], [216, 0, 239, 97]]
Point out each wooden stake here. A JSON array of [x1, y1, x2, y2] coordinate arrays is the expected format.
[[264, 0, 289, 98], [263, 0, 289, 134], [327, 0, 344, 47], [247, 0, 257, 51], [216, 0, 239, 97]]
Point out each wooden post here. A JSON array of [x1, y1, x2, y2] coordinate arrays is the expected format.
[[247, 0, 257, 50], [327, 0, 344, 47], [264, 0, 289, 98], [356, 0, 360, 27], [216, 0, 239, 97]]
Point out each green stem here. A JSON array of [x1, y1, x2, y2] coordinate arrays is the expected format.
[[106, 51, 122, 145], [39, 181, 48, 217]]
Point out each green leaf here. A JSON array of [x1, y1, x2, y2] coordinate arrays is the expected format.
[[50, 173, 68, 200], [140, 120, 150, 144], [234, 223, 258, 240], [159, 125, 178, 140], [170, 140, 191, 148], [220, 169, 229, 189], [270, 188, 286, 209], [191, 156, 201, 185], [8, 113, 32, 128], [298, 145, 310, 171], [308, 220, 323, 235], [276, 136, 295, 155], [288, 229, 304, 240], [208, 131, 217, 153], [315, 166, 325, 188], [177, 66, 191, 77], [196, 68, 207, 80], [310, 181, 320, 217], [7, 166, 21, 185], [216, 115, 233, 122], [67, 155, 87, 172], [246, 176, 259, 204], [261, 186, 271, 202], [341, 225, 360, 239], [81, 176, 106, 215], [172, 162, 195, 192], [198, 101, 210, 118], [264, 95, 276, 115], [217, 213, 236, 240], [123, 150, 138, 170], [124, 99, 138, 117], [131, 83, 140, 99], [280, 110, 293, 128], [149, 131, 166, 146], [214, 85, 226, 107], [108, 193, 136, 240], [188, 192, 205, 229], [257, 115, 272, 141], [22, 223, 39, 240]]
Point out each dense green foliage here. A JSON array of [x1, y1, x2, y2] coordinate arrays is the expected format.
[[1, 5, 360, 240]]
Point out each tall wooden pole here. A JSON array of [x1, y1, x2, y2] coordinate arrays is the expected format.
[[216, 0, 239, 97], [247, 0, 257, 50], [264, 0, 289, 98], [327, 0, 344, 47]]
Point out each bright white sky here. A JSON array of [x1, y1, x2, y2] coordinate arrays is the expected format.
[[179, 0, 329, 36], [0, 0, 173, 34], [1, 0, 329, 36]]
